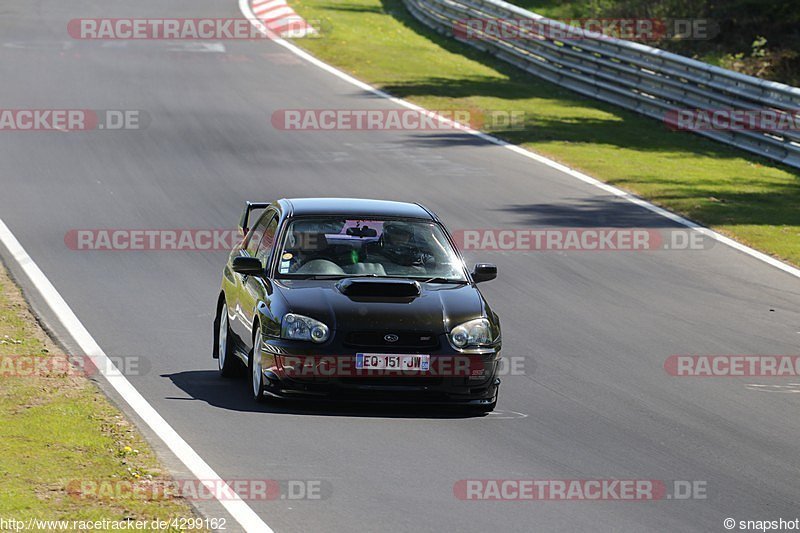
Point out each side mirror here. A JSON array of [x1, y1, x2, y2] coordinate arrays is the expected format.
[[232, 256, 264, 276], [471, 263, 497, 283]]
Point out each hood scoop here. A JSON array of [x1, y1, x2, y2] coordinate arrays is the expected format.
[[336, 278, 421, 299]]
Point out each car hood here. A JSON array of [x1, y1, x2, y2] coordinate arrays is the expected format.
[[273, 279, 488, 334]]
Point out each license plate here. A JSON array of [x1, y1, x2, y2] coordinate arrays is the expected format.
[[356, 353, 430, 371]]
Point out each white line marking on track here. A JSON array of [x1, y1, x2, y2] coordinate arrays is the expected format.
[[0, 218, 273, 533], [486, 410, 529, 419], [239, 0, 800, 282]]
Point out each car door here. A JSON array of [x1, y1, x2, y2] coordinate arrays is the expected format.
[[237, 211, 279, 353], [229, 211, 270, 346]]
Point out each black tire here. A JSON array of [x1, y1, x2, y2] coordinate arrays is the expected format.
[[248, 326, 267, 403], [216, 301, 241, 377]]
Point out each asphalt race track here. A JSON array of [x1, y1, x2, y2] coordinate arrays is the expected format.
[[1, 1, 799, 531]]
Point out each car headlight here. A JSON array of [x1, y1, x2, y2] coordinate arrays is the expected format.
[[449, 318, 494, 348], [281, 313, 330, 343]]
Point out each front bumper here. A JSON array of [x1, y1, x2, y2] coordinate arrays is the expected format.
[[258, 338, 501, 405]]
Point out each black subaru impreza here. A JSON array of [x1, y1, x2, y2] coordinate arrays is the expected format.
[[213, 198, 501, 411]]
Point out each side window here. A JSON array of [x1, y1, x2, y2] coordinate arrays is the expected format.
[[256, 216, 279, 268], [244, 211, 271, 255]]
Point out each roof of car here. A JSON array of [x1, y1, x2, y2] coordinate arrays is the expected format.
[[282, 198, 435, 220]]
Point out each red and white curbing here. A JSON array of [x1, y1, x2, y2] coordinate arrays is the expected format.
[[250, 0, 316, 38]]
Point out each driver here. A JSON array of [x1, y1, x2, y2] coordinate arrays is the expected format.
[[363, 221, 435, 271]]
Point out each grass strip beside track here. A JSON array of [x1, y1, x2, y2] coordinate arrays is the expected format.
[[287, 0, 800, 266], [0, 262, 206, 531]]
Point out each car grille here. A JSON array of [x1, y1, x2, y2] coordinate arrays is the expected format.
[[343, 331, 440, 350]]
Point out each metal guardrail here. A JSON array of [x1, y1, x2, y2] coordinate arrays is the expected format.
[[402, 0, 800, 169]]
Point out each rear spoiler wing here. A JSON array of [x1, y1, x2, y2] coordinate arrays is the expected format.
[[238, 201, 272, 238]]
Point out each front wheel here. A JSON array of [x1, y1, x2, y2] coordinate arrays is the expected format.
[[248, 332, 267, 403], [216, 302, 240, 377]]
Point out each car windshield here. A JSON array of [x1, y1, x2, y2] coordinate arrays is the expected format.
[[276, 217, 467, 281]]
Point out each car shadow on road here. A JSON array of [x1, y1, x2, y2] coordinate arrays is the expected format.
[[162, 370, 488, 419]]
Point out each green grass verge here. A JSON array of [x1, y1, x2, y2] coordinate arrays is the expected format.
[[288, 0, 800, 266], [0, 264, 206, 530]]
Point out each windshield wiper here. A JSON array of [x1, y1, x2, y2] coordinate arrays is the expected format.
[[416, 277, 467, 284], [303, 274, 383, 280], [287, 274, 464, 282], [280, 274, 345, 280]]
